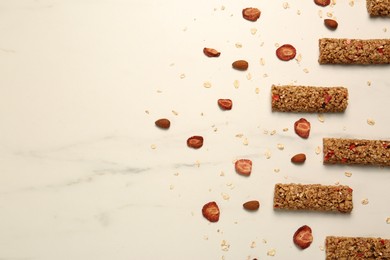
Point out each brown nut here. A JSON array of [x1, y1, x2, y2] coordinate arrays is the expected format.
[[242, 7, 261, 21], [203, 47, 221, 57], [324, 19, 338, 30], [187, 136, 204, 149], [155, 118, 170, 129], [243, 200, 260, 211], [314, 0, 330, 6], [291, 153, 306, 164], [232, 60, 249, 71]]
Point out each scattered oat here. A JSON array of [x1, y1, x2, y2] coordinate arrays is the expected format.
[[234, 80, 240, 89], [318, 113, 325, 123], [326, 12, 333, 18], [367, 81, 372, 86], [169, 184, 174, 190], [262, 239, 268, 244], [145, 110, 150, 114], [169, 63, 175, 67], [265, 150, 272, 159], [235, 43, 243, 48], [349, 0, 354, 7], [344, 172, 352, 177], [275, 43, 280, 48], [334, 181, 340, 185], [151, 144, 157, 149], [277, 143, 284, 150], [182, 26, 187, 32], [303, 68, 309, 73], [203, 235, 209, 240], [221, 240, 230, 251], [260, 58, 265, 65], [283, 128, 289, 132], [156, 89, 162, 93], [255, 87, 260, 94], [331, 0, 336, 6], [315, 146, 321, 155], [319, 245, 325, 251], [246, 73, 252, 80], [263, 130, 269, 135], [297, 9, 301, 15], [361, 198, 369, 205], [367, 118, 375, 126], [173, 172, 179, 176], [243, 138, 249, 146], [203, 81, 212, 88], [236, 133, 244, 138], [250, 28, 257, 35], [274, 168, 280, 173], [213, 127, 218, 132], [221, 5, 225, 10], [267, 249, 276, 256], [386, 217, 390, 224], [283, 2, 290, 9], [383, 28, 387, 33], [220, 171, 225, 176], [180, 73, 186, 79], [250, 241, 256, 248], [270, 130, 276, 136], [226, 182, 235, 190], [221, 193, 230, 201], [260, 41, 265, 47], [195, 160, 201, 167], [295, 53, 302, 63], [172, 110, 179, 116], [318, 10, 323, 18], [263, 73, 269, 78]]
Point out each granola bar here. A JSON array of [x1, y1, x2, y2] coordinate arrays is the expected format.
[[367, 0, 390, 16], [271, 85, 348, 113], [323, 138, 390, 166], [319, 38, 390, 64], [326, 236, 390, 259], [273, 183, 353, 213]]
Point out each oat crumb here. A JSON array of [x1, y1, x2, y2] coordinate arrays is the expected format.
[[318, 10, 323, 18], [297, 9, 301, 15], [361, 198, 369, 205], [265, 150, 272, 159], [283, 2, 290, 9], [383, 28, 388, 33], [263, 73, 269, 78], [367, 81, 372, 86], [344, 172, 352, 177], [250, 28, 257, 35], [145, 110, 150, 114], [203, 235, 209, 240], [318, 113, 325, 123], [319, 245, 325, 251], [220, 171, 225, 176], [367, 118, 375, 126], [234, 80, 240, 89], [236, 133, 244, 138], [221, 240, 230, 251], [243, 138, 249, 145], [303, 68, 309, 73], [172, 110, 179, 116], [255, 87, 260, 94], [315, 146, 321, 155], [150, 144, 157, 149], [295, 53, 302, 63], [277, 143, 284, 150], [274, 168, 280, 173], [169, 184, 174, 190], [386, 217, 390, 224], [221, 193, 230, 200], [203, 81, 212, 88], [349, 0, 354, 7], [221, 5, 225, 10], [180, 73, 186, 79], [326, 12, 333, 18], [235, 43, 242, 48], [283, 128, 289, 132], [267, 249, 276, 256], [246, 73, 252, 80], [260, 58, 265, 65], [195, 160, 201, 167], [250, 241, 256, 248], [270, 130, 276, 136]]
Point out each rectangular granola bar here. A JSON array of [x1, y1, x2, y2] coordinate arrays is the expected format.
[[271, 85, 348, 113], [367, 0, 390, 17], [326, 236, 390, 259], [323, 138, 390, 166], [319, 38, 390, 64], [273, 183, 353, 213]]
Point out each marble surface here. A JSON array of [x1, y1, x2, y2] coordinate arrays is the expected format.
[[1, 0, 390, 259]]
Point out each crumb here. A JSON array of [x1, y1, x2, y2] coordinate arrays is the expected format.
[[156, 89, 162, 93], [344, 172, 352, 177], [221, 240, 230, 251], [236, 133, 244, 138], [262, 239, 268, 244], [263, 130, 269, 135], [169, 184, 174, 190], [246, 73, 252, 80], [180, 73, 186, 79], [172, 110, 179, 116], [361, 198, 369, 205], [277, 143, 284, 150], [274, 168, 280, 173], [295, 53, 302, 63], [260, 58, 265, 65], [319, 245, 325, 251], [255, 87, 260, 94], [326, 12, 333, 18], [145, 110, 150, 114], [203, 81, 212, 88], [226, 182, 235, 190], [263, 73, 269, 78], [283, 128, 289, 132], [367, 119, 375, 126], [203, 235, 209, 240], [195, 160, 201, 167], [220, 171, 225, 176], [303, 68, 309, 73], [297, 9, 301, 15], [270, 130, 276, 135], [283, 2, 290, 9], [250, 241, 256, 248], [384, 28, 388, 33], [275, 43, 280, 48], [265, 150, 272, 159], [386, 217, 390, 224], [221, 193, 230, 200], [267, 249, 276, 256], [318, 113, 325, 123], [318, 10, 323, 18], [250, 28, 257, 35], [151, 144, 157, 149], [221, 5, 225, 10], [334, 181, 340, 185], [315, 146, 321, 155], [367, 81, 372, 86], [349, 0, 354, 7], [234, 80, 240, 89], [235, 43, 243, 48], [243, 138, 249, 145]]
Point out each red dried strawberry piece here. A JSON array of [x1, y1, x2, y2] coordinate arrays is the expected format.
[[324, 150, 334, 161], [349, 144, 356, 150], [276, 44, 296, 61], [341, 157, 348, 163], [293, 225, 313, 249], [294, 118, 311, 139], [324, 93, 332, 104], [202, 201, 220, 222], [272, 94, 280, 101], [235, 159, 252, 176], [187, 136, 204, 149], [218, 99, 233, 110]]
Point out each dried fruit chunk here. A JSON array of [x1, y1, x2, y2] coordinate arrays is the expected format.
[[324, 19, 338, 30], [155, 118, 171, 129], [293, 225, 313, 249], [187, 136, 204, 149], [202, 201, 220, 222], [203, 47, 221, 57], [232, 60, 249, 70], [314, 0, 330, 6], [235, 159, 252, 176], [294, 118, 311, 139], [242, 7, 261, 21], [276, 44, 296, 61], [218, 99, 233, 110], [243, 200, 260, 211], [291, 153, 306, 164]]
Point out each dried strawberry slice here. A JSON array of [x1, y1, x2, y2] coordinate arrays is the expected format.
[[294, 118, 311, 139], [324, 92, 332, 104], [235, 159, 252, 176], [187, 136, 204, 149], [218, 99, 233, 110], [293, 225, 313, 249], [202, 201, 220, 222], [272, 94, 280, 101], [324, 150, 334, 161], [276, 44, 296, 61]]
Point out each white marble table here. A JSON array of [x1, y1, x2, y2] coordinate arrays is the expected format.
[[1, 0, 389, 259]]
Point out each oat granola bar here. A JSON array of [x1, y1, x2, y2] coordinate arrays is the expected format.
[[367, 0, 390, 16], [319, 38, 390, 64], [273, 183, 353, 213], [326, 236, 390, 259], [323, 138, 390, 166], [271, 85, 348, 112]]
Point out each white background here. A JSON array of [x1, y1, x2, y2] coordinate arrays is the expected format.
[[0, 0, 389, 259]]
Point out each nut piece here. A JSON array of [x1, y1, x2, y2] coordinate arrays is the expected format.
[[235, 159, 252, 176], [276, 44, 297, 61], [218, 99, 233, 110], [202, 201, 220, 222], [324, 19, 338, 30], [155, 118, 171, 129], [243, 200, 260, 211], [291, 153, 306, 164], [187, 136, 204, 149], [242, 8, 261, 21], [293, 225, 313, 249], [203, 47, 221, 57], [232, 60, 249, 70], [314, 0, 331, 6]]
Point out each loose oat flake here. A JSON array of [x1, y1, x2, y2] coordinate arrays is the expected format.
[[221, 193, 230, 200], [315, 146, 321, 155], [283, 128, 289, 132], [367, 119, 375, 126], [344, 172, 352, 177], [203, 81, 212, 88], [361, 198, 369, 205], [319, 245, 325, 251], [265, 150, 272, 159], [255, 87, 260, 94], [318, 113, 325, 123], [267, 249, 276, 256], [235, 43, 242, 48], [246, 73, 252, 80], [179, 73, 186, 79], [283, 2, 290, 9], [386, 217, 390, 224], [221, 240, 230, 251], [367, 81, 372, 86], [274, 168, 280, 173], [243, 138, 249, 145], [234, 80, 240, 89], [172, 110, 179, 116], [150, 144, 157, 149], [250, 28, 257, 35], [250, 241, 256, 248], [277, 143, 284, 150]]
